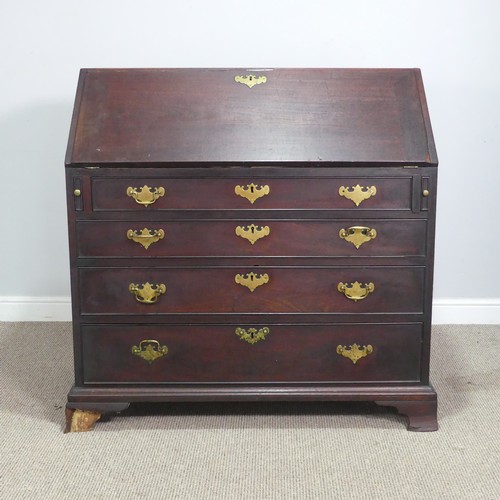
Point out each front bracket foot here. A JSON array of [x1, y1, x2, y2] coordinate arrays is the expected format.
[[65, 408, 102, 433], [375, 399, 438, 432]]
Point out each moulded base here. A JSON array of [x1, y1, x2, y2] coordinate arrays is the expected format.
[[65, 383, 438, 432]]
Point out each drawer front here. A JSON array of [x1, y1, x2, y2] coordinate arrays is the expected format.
[[91, 177, 412, 211], [81, 323, 423, 383], [79, 266, 424, 315], [77, 219, 427, 258]]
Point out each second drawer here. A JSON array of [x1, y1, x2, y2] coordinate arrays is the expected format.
[[76, 219, 427, 258]]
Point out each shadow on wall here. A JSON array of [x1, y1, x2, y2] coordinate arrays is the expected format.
[[0, 102, 74, 296]]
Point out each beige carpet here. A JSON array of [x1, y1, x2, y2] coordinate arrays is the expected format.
[[1, 322, 499, 499]]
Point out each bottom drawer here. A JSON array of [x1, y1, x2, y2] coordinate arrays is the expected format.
[[81, 323, 423, 384]]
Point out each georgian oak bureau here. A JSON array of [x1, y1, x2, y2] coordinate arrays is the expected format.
[[64, 68, 438, 432]]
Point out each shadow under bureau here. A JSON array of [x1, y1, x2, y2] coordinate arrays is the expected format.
[[64, 68, 438, 432]]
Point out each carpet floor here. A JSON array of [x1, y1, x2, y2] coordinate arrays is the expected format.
[[1, 322, 499, 499]]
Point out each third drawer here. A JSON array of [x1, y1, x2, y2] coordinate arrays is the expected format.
[[79, 266, 425, 315]]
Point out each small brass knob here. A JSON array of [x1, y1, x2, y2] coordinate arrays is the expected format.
[[422, 189, 430, 197], [74, 189, 81, 197]]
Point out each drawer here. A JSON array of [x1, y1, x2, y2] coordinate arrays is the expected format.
[[79, 266, 424, 315], [76, 219, 427, 258], [91, 177, 412, 211], [81, 323, 423, 384]]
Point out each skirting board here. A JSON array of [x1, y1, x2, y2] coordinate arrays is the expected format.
[[0, 296, 499, 324], [0, 296, 71, 322]]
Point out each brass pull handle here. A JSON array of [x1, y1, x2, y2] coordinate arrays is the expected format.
[[126, 185, 165, 206], [235, 327, 270, 344], [337, 281, 375, 302], [235, 272, 269, 292], [336, 343, 373, 364], [338, 184, 377, 206], [339, 226, 377, 249], [132, 340, 168, 364], [234, 75, 267, 88], [235, 224, 270, 245], [234, 183, 270, 204], [129, 282, 166, 304], [127, 228, 165, 249]]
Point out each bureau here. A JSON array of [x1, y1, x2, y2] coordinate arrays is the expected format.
[[64, 68, 438, 432]]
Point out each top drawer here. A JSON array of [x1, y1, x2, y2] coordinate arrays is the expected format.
[[91, 177, 413, 211]]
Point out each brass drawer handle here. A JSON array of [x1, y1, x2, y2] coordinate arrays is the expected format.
[[126, 185, 165, 206], [337, 343, 373, 364], [129, 282, 166, 304], [235, 75, 267, 88], [338, 184, 377, 206], [339, 226, 377, 248], [234, 183, 270, 204], [132, 340, 168, 364], [235, 224, 270, 245], [337, 281, 375, 302], [127, 228, 165, 249], [235, 326, 270, 344], [235, 272, 269, 292]]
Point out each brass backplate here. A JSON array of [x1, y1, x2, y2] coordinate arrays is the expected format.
[[234, 75, 267, 88], [235, 224, 271, 245], [127, 228, 165, 249], [235, 327, 270, 344], [126, 185, 165, 206], [234, 272, 269, 292], [339, 226, 377, 249], [132, 340, 168, 364], [338, 185, 376, 206], [129, 282, 166, 304], [337, 281, 375, 302], [336, 343, 373, 364], [234, 183, 270, 204]]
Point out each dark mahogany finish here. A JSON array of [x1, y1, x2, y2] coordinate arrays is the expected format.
[[79, 266, 425, 314], [76, 219, 427, 258], [91, 176, 413, 211], [81, 323, 422, 384], [65, 68, 438, 432], [68, 69, 436, 166]]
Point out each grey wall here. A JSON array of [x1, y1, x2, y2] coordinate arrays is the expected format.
[[1, 0, 499, 306]]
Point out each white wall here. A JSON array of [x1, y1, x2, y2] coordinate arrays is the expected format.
[[1, 0, 499, 322]]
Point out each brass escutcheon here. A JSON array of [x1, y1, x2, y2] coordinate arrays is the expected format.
[[339, 226, 377, 249], [234, 183, 270, 204], [235, 326, 270, 344], [336, 343, 373, 364], [234, 75, 267, 88], [129, 282, 166, 304], [337, 281, 375, 302], [338, 184, 377, 206], [132, 340, 168, 364], [235, 224, 271, 245], [126, 185, 165, 206], [235, 272, 269, 292], [127, 228, 165, 249]]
